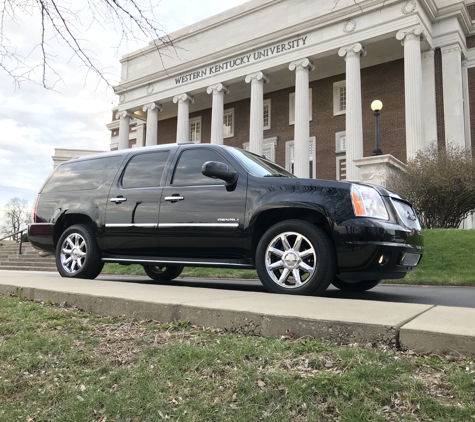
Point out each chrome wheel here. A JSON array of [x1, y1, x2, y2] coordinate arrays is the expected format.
[[265, 231, 316, 289], [256, 220, 335, 295], [60, 232, 87, 274]]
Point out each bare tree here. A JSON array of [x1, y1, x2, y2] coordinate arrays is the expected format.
[[1, 197, 31, 241], [0, 0, 173, 89], [389, 142, 475, 229]]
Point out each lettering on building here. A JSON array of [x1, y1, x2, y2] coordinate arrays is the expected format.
[[175, 36, 308, 85]]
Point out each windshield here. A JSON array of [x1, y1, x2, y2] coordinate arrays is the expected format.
[[228, 148, 296, 178]]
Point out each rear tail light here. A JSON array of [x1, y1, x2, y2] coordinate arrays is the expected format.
[[33, 194, 40, 223]]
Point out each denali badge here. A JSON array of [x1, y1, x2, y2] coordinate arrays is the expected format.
[[218, 218, 239, 222]]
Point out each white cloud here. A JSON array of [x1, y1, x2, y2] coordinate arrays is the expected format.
[[0, 0, 248, 232]]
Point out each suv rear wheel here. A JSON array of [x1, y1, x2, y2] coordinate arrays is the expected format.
[[143, 265, 184, 282], [256, 220, 335, 295], [56, 224, 104, 279]]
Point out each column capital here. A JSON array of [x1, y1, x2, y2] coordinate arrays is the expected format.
[[115, 111, 134, 120], [173, 93, 194, 104], [338, 43, 366, 59], [245, 71, 269, 84], [143, 102, 163, 113], [441, 43, 462, 56], [421, 49, 435, 60], [206, 83, 229, 95], [289, 58, 315, 72], [396, 25, 424, 44]]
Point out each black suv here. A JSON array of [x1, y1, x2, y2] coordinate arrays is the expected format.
[[29, 143, 423, 295]]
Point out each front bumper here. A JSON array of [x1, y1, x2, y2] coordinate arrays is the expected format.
[[28, 223, 55, 253], [334, 218, 423, 282]]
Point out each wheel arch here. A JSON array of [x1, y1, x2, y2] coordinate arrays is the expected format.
[[249, 207, 334, 261], [53, 213, 97, 248]]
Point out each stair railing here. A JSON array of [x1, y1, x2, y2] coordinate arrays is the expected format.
[[0, 228, 28, 255]]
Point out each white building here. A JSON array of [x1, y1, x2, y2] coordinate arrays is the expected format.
[[106, 0, 474, 184]]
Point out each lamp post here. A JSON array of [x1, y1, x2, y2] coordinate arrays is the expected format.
[[371, 100, 383, 156]]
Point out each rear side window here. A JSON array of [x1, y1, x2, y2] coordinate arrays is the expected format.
[[42, 156, 121, 193], [172, 149, 231, 186], [121, 151, 170, 188]]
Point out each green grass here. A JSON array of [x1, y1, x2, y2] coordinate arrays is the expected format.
[[102, 229, 475, 287], [390, 229, 475, 286], [0, 295, 474, 421]]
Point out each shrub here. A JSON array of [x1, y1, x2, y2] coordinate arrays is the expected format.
[[389, 142, 475, 228]]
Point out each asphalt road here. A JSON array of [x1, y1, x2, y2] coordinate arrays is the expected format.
[[97, 275, 475, 309]]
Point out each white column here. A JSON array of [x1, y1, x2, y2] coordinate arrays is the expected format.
[[289, 58, 314, 178], [116, 111, 132, 150], [441, 44, 465, 147], [143, 102, 163, 147], [462, 59, 472, 151], [421, 49, 438, 149], [173, 93, 194, 143], [396, 26, 425, 160], [207, 83, 229, 145], [245, 72, 268, 155], [135, 121, 146, 148], [338, 44, 365, 182]]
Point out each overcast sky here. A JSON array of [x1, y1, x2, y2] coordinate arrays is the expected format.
[[0, 0, 247, 231]]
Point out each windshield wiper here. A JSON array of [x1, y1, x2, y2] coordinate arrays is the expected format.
[[264, 173, 288, 177]]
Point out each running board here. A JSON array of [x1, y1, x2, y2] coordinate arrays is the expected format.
[[101, 256, 254, 269]]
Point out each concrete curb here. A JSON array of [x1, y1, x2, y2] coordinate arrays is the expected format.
[[1, 271, 475, 356]]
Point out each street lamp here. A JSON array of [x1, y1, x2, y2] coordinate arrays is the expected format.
[[371, 100, 383, 156]]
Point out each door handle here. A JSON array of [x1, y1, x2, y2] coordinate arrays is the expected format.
[[164, 195, 184, 203], [110, 196, 127, 204]]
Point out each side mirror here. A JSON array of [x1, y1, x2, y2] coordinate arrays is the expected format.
[[202, 161, 238, 185]]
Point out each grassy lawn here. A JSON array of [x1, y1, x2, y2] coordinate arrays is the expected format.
[[103, 229, 475, 287], [1, 294, 474, 421]]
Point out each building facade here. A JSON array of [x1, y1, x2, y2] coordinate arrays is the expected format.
[[107, 0, 475, 183]]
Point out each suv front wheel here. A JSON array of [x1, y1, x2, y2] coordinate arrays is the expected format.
[[256, 220, 335, 295], [56, 224, 104, 279], [332, 277, 381, 292]]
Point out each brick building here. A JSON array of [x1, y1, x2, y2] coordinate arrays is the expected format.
[[106, 0, 475, 183]]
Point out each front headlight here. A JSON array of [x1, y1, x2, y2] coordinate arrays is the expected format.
[[351, 184, 389, 220]]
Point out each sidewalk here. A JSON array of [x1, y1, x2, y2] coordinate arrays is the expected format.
[[1, 270, 474, 356]]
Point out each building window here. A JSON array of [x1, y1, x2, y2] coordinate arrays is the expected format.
[[190, 117, 201, 143], [242, 137, 277, 162], [285, 137, 316, 178], [333, 81, 346, 116], [289, 89, 313, 125], [263, 99, 271, 130], [336, 156, 346, 181], [223, 109, 234, 138], [335, 131, 346, 153]]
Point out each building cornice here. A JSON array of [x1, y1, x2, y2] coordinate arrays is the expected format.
[[420, 0, 473, 34], [115, 0, 403, 94]]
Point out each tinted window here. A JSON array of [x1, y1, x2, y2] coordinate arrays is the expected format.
[[172, 149, 231, 186], [122, 151, 170, 188], [228, 148, 295, 178], [42, 156, 121, 193]]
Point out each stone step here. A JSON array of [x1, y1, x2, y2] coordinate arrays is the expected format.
[[2, 255, 55, 261], [0, 266, 58, 272], [0, 261, 57, 267]]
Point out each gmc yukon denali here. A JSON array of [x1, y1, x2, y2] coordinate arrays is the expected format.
[[28, 143, 423, 295]]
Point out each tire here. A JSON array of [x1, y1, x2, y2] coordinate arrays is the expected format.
[[143, 265, 184, 282], [255, 220, 335, 295], [55, 224, 104, 279], [332, 277, 381, 292]]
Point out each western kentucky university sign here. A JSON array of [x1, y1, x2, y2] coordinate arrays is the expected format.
[[174, 36, 308, 85]]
